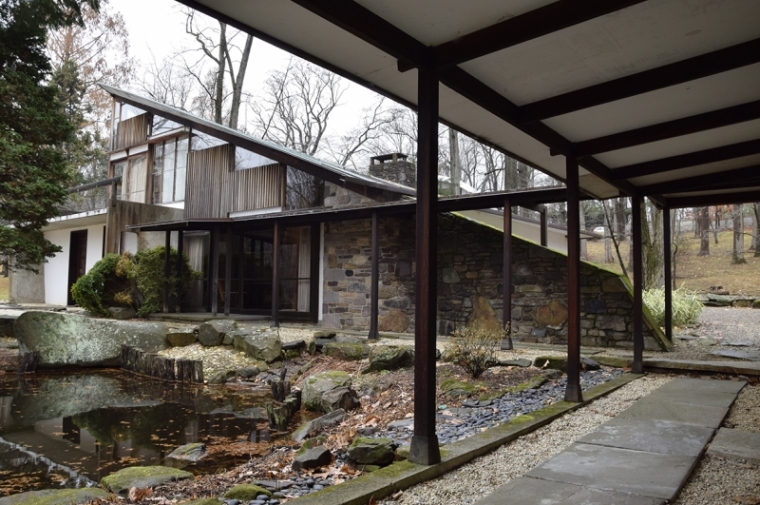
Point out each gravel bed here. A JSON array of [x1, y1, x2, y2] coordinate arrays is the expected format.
[[379, 375, 673, 505]]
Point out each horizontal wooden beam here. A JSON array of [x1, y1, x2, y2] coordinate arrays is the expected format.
[[639, 165, 760, 196], [611, 139, 760, 180], [288, 0, 430, 68], [665, 189, 760, 209], [518, 38, 760, 124], [574, 100, 760, 156], [431, 0, 647, 68]]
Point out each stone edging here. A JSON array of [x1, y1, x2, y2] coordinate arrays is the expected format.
[[287, 373, 642, 505]]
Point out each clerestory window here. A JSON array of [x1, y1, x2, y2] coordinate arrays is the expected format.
[[152, 135, 188, 204]]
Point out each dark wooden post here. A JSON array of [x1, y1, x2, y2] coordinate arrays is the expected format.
[[224, 231, 232, 316], [663, 206, 673, 343], [210, 229, 220, 316], [540, 207, 548, 247], [501, 199, 513, 350], [632, 195, 644, 373], [163, 230, 170, 313], [409, 66, 441, 466], [176, 229, 183, 313], [368, 211, 380, 340], [271, 221, 280, 328], [565, 156, 583, 402]]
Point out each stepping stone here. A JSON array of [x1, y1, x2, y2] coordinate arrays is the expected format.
[[724, 341, 753, 347], [711, 349, 760, 361], [655, 378, 746, 396], [526, 443, 697, 500], [474, 477, 664, 505], [707, 428, 760, 462], [617, 398, 728, 429], [578, 418, 714, 457]]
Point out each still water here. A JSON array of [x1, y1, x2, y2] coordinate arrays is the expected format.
[[0, 370, 290, 496]]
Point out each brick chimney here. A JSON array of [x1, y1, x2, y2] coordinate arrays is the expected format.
[[368, 153, 416, 188]]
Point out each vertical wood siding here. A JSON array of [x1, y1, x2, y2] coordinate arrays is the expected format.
[[185, 144, 284, 218], [114, 113, 150, 150]]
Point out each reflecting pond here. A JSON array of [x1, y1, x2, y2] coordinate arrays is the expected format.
[[0, 370, 298, 496]]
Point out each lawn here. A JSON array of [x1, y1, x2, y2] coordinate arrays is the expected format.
[[0, 276, 7, 302], [585, 229, 760, 297]]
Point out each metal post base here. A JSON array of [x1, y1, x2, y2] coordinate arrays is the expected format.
[[564, 383, 584, 403], [409, 435, 441, 465], [500, 336, 513, 350], [631, 360, 644, 374]]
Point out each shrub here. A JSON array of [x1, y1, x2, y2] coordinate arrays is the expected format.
[[643, 287, 702, 328], [447, 325, 506, 378], [70, 254, 123, 316], [70, 247, 198, 317]]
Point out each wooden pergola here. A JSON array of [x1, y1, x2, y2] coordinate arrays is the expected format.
[[171, 0, 760, 465]]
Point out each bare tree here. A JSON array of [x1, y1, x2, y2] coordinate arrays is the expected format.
[[732, 203, 747, 264], [183, 9, 253, 129], [448, 128, 461, 195], [698, 206, 710, 256], [140, 56, 196, 111]]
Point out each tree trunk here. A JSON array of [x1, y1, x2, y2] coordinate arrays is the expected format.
[[214, 22, 227, 125], [713, 206, 719, 244], [732, 204, 747, 264], [614, 198, 626, 242], [698, 207, 710, 256], [754, 204, 760, 257], [643, 200, 664, 289], [448, 128, 461, 195], [228, 33, 253, 130], [580, 201, 587, 260], [517, 162, 528, 216]]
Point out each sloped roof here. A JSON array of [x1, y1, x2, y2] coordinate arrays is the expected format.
[[175, 0, 760, 207], [100, 84, 416, 198]]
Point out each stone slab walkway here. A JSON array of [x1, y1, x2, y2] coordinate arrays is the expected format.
[[474, 377, 746, 505], [707, 427, 760, 463]]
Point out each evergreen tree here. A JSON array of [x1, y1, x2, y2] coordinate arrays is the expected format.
[[0, 0, 99, 271]]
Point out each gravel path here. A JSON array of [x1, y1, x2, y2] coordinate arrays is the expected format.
[[380, 375, 673, 505]]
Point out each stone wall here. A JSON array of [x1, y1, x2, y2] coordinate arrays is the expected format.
[[321, 213, 667, 350]]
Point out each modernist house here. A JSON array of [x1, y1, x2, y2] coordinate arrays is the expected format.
[[10, 86, 661, 349]]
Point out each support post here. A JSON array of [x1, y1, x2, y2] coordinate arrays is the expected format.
[[176, 229, 183, 313], [271, 221, 280, 328], [368, 211, 380, 340], [163, 231, 170, 313], [501, 199, 513, 350], [224, 231, 232, 316], [409, 66, 441, 466], [663, 206, 673, 343], [632, 195, 644, 373], [210, 229, 220, 316], [540, 207, 548, 247], [565, 156, 583, 402]]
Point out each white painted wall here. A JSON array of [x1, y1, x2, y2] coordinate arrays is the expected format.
[[43, 224, 105, 306]]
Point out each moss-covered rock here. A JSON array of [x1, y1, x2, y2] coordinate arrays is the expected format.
[[533, 355, 567, 371], [440, 378, 485, 398], [322, 342, 367, 361], [0, 489, 110, 505], [364, 345, 414, 373], [223, 485, 272, 500], [178, 499, 220, 505], [347, 437, 397, 466], [101, 466, 193, 495], [166, 442, 207, 468], [302, 371, 359, 413]]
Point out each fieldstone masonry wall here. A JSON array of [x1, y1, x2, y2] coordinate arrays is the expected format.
[[322, 213, 666, 350]]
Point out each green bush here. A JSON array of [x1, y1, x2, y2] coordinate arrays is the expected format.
[[70, 254, 123, 317], [447, 325, 506, 378], [643, 287, 702, 328], [70, 247, 198, 317]]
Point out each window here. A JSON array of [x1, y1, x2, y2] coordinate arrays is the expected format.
[[285, 167, 324, 210], [153, 135, 188, 203], [113, 155, 147, 203]]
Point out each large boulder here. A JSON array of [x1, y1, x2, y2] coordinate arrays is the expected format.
[[14, 311, 168, 368], [232, 330, 282, 363], [165, 442, 207, 468], [0, 489, 110, 505], [347, 437, 397, 466], [198, 320, 236, 346], [292, 446, 332, 470], [100, 466, 192, 495], [302, 371, 360, 413], [364, 345, 414, 373], [166, 327, 197, 347], [322, 342, 368, 360]]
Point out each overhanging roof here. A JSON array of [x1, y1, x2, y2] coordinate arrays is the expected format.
[[100, 84, 416, 199], [176, 0, 760, 207]]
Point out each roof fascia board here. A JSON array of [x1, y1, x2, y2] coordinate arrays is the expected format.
[[518, 38, 760, 124], [574, 100, 760, 157], [639, 164, 760, 196], [431, 0, 648, 68], [665, 190, 760, 209], [611, 139, 760, 180]]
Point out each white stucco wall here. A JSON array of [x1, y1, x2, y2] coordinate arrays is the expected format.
[[43, 224, 105, 306]]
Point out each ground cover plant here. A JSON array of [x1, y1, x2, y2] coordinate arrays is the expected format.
[[643, 288, 702, 327]]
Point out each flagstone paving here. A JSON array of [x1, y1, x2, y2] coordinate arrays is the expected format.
[[474, 378, 745, 505]]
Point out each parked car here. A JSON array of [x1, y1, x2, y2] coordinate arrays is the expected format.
[[593, 226, 606, 236]]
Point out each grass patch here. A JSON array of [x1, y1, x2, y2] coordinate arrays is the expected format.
[[586, 230, 760, 296]]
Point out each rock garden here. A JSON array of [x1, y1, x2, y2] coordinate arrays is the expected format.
[[0, 309, 629, 505]]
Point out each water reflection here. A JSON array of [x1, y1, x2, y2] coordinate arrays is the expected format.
[[0, 370, 278, 496]]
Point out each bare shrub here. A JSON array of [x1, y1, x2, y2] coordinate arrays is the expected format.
[[447, 325, 507, 378]]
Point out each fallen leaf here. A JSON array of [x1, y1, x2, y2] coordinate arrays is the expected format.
[[732, 496, 760, 505]]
